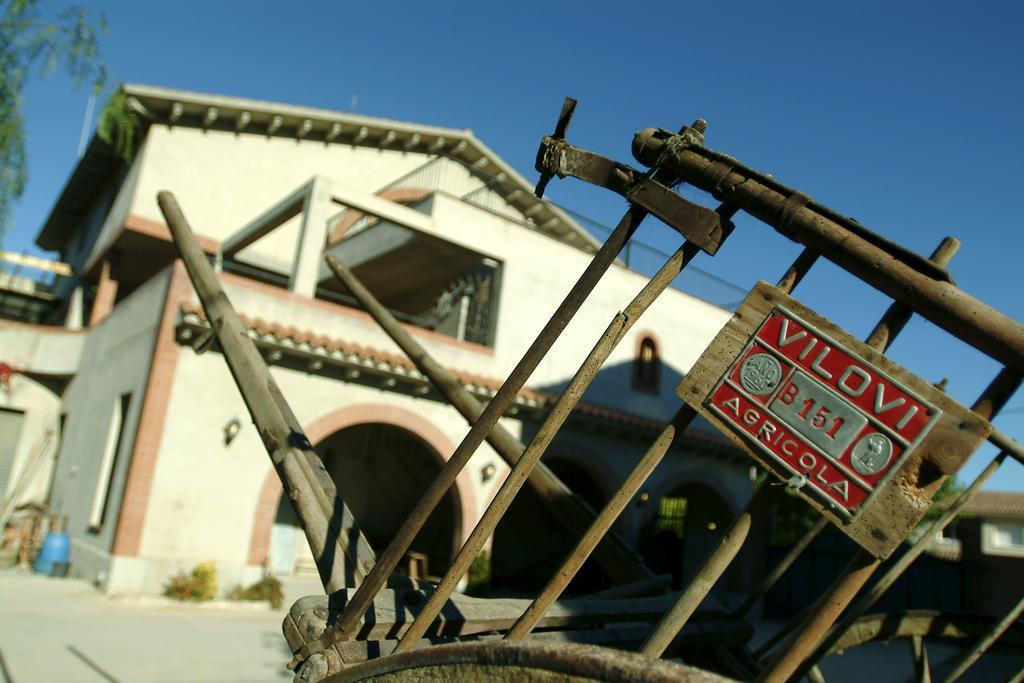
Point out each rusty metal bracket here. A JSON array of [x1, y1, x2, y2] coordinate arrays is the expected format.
[[533, 97, 578, 199], [534, 135, 730, 256]]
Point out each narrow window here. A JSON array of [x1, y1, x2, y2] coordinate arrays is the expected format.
[[991, 523, 1024, 550], [633, 336, 661, 393], [89, 393, 131, 530]]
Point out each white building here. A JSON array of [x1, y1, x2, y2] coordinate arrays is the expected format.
[[0, 85, 753, 596]]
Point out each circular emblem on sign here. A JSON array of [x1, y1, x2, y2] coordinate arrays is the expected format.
[[850, 433, 893, 476], [739, 353, 782, 396]]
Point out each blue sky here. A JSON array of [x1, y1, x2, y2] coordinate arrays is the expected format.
[[9, 1, 1024, 490]]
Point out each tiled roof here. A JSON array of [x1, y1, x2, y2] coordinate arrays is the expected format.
[[179, 301, 545, 403], [965, 491, 1024, 519], [176, 302, 724, 441]]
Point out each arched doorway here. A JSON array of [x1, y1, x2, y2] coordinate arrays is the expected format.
[[270, 423, 460, 581], [491, 455, 612, 596], [638, 482, 734, 592]]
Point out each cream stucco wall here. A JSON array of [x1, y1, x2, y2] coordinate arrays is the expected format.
[[128, 126, 430, 270], [0, 322, 84, 376]]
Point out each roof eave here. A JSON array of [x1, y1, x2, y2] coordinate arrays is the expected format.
[[34, 83, 597, 254]]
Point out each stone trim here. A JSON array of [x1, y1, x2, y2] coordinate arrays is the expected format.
[[111, 263, 191, 556]]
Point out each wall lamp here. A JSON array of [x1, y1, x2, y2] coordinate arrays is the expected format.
[[223, 417, 242, 446]]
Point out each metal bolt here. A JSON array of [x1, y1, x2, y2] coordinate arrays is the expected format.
[[691, 119, 708, 134], [787, 474, 807, 490]]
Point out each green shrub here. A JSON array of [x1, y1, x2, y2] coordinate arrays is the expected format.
[[226, 575, 284, 609], [465, 551, 491, 597], [163, 561, 218, 602]]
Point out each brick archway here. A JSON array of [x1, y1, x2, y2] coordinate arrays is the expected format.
[[247, 403, 476, 567]]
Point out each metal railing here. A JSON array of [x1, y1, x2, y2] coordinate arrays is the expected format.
[[376, 155, 747, 310], [0, 250, 69, 323]]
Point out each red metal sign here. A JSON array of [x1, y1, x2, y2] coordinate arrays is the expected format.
[[706, 307, 941, 517]]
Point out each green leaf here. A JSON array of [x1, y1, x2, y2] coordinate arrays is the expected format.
[[0, 0, 111, 241]]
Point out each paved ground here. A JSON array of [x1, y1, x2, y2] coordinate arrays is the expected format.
[[1, 569, 1019, 682], [0, 569, 322, 683]]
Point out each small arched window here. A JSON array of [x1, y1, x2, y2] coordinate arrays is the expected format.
[[633, 335, 660, 393]]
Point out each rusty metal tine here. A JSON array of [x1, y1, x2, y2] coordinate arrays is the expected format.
[[752, 602, 809, 660], [553, 98, 577, 137], [759, 550, 882, 682], [944, 591, 1024, 683], [633, 133, 1024, 374], [393, 240, 703, 653], [535, 97, 577, 198], [971, 367, 1023, 422], [507, 245, 819, 644], [731, 516, 829, 621], [865, 237, 960, 352], [770, 365, 1022, 683], [641, 484, 777, 658], [326, 205, 648, 644], [323, 253, 652, 585], [504, 404, 698, 641], [775, 248, 819, 295], [628, 247, 823, 657], [911, 635, 931, 683], [156, 191, 376, 593], [990, 428, 1024, 466], [786, 451, 1009, 669], [735, 236, 961, 623]]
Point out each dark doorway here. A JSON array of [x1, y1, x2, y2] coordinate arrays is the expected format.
[[638, 482, 734, 591], [317, 423, 460, 579], [491, 455, 611, 596]]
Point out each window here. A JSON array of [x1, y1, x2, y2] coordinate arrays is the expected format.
[[657, 496, 688, 539], [89, 393, 131, 530], [991, 523, 1024, 550], [981, 520, 1024, 557], [633, 335, 661, 393]]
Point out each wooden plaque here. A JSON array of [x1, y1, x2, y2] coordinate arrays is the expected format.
[[677, 282, 991, 558]]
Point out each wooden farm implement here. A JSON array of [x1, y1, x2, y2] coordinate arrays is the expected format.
[[159, 98, 1024, 681]]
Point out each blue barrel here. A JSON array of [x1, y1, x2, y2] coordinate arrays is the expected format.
[[34, 532, 70, 576]]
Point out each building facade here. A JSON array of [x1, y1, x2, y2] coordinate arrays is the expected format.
[[0, 85, 753, 595]]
